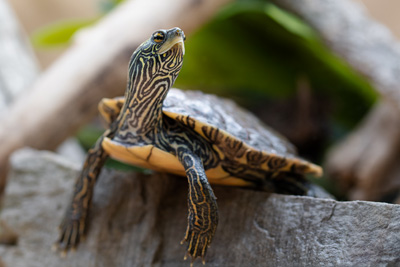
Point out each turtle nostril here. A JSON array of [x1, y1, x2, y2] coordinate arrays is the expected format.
[[173, 28, 185, 41]]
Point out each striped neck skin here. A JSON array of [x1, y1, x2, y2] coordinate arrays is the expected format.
[[116, 44, 184, 143]]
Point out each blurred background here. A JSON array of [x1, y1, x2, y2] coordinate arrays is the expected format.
[[2, 0, 400, 201], [8, 0, 400, 68]]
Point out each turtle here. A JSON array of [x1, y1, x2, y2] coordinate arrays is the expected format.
[[55, 27, 322, 264]]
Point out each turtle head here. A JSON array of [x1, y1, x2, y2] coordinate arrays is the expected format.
[[127, 27, 185, 93], [152, 27, 185, 56], [122, 28, 185, 133]]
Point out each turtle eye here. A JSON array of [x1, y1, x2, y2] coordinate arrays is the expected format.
[[153, 32, 165, 43]]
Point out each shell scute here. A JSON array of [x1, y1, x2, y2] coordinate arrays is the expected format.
[[246, 150, 270, 167]]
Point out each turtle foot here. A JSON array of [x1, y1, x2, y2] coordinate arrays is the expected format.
[[53, 211, 86, 256], [182, 232, 209, 265], [181, 218, 216, 265]]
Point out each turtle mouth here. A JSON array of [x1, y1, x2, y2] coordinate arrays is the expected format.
[[157, 36, 185, 56]]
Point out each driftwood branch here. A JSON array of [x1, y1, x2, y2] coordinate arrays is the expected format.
[[0, 0, 232, 189], [272, 0, 400, 200]]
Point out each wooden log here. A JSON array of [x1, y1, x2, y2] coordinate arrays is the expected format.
[[0, 0, 232, 190]]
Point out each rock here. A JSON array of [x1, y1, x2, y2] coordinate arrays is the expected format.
[[0, 148, 400, 266]]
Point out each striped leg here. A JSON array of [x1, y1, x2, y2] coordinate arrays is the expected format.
[[54, 135, 108, 255], [178, 148, 218, 264]]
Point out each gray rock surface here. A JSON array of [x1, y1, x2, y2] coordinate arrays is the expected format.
[[0, 148, 400, 266]]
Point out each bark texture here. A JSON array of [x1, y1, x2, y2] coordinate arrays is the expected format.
[[1, 148, 400, 266]]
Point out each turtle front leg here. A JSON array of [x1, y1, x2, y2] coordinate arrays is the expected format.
[[54, 136, 109, 255], [177, 148, 218, 264]]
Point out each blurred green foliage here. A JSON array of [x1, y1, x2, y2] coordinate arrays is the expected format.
[[31, 0, 123, 48], [32, 18, 98, 47]]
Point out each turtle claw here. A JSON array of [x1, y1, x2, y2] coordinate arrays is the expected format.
[[182, 226, 213, 265], [53, 210, 86, 257], [60, 249, 68, 258]]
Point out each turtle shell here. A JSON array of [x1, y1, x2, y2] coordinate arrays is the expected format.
[[162, 89, 322, 177], [103, 88, 322, 186]]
